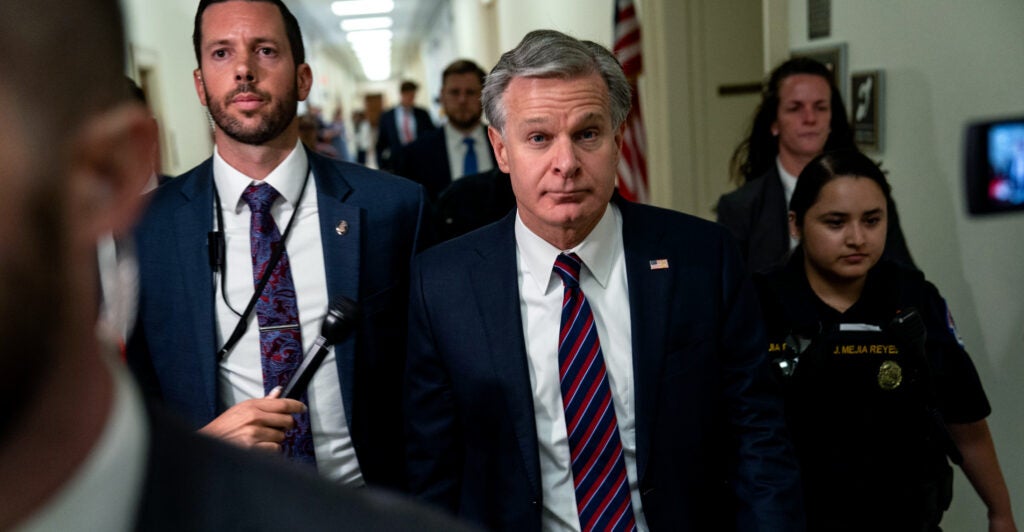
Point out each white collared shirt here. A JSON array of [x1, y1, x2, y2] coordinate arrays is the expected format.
[[16, 360, 148, 532], [515, 204, 649, 531], [443, 123, 494, 181], [395, 106, 419, 145], [213, 141, 362, 486], [776, 157, 800, 251]]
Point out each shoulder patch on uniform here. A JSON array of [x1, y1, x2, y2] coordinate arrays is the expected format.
[[943, 298, 965, 347]]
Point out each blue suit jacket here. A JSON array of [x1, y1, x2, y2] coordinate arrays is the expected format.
[[127, 147, 427, 490], [405, 196, 805, 531], [396, 125, 498, 202]]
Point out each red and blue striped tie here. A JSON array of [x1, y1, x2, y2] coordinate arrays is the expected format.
[[553, 253, 637, 532], [244, 183, 316, 466]]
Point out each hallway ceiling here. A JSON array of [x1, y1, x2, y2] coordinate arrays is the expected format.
[[290, 0, 447, 81]]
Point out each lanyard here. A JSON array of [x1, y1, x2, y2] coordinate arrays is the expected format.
[[211, 163, 312, 361]]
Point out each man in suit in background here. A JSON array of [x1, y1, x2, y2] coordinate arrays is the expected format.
[[397, 59, 497, 203], [128, 0, 426, 491], [0, 0, 470, 530], [376, 80, 436, 172], [405, 29, 804, 531]]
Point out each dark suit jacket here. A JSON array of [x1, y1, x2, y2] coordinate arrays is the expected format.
[[127, 147, 427, 491], [433, 168, 515, 242], [716, 166, 916, 274], [396, 125, 498, 202], [136, 404, 478, 531], [376, 106, 436, 172], [405, 196, 804, 531]]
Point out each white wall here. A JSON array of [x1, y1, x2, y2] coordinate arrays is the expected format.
[[122, 0, 210, 175], [494, 0, 615, 52], [788, 0, 1024, 526], [122, 0, 363, 174]]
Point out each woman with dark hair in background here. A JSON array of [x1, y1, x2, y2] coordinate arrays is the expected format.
[[718, 57, 914, 273], [754, 150, 1016, 531]]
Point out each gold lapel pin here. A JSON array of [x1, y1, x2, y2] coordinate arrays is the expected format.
[[336, 220, 349, 236]]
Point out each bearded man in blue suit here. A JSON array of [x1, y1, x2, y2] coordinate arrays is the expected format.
[[128, 0, 425, 491], [405, 29, 804, 531]]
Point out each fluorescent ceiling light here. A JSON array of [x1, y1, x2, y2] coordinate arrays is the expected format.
[[331, 0, 394, 17], [348, 42, 387, 80], [340, 17, 393, 32], [345, 29, 393, 43]]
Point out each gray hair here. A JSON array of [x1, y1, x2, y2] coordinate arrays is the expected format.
[[482, 29, 632, 135]]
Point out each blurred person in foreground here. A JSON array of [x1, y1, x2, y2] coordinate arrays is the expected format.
[[0, 1, 469, 531]]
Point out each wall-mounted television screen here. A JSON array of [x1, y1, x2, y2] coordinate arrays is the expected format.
[[965, 115, 1024, 215]]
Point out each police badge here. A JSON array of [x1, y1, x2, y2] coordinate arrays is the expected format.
[[877, 360, 903, 390]]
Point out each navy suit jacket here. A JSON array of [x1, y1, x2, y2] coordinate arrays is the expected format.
[[396, 125, 498, 202], [405, 196, 804, 531], [127, 147, 427, 490], [376, 106, 436, 171], [717, 166, 916, 274]]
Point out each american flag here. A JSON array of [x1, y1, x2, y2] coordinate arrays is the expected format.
[[614, 0, 649, 203]]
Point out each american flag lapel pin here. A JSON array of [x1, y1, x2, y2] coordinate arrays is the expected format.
[[649, 258, 669, 270]]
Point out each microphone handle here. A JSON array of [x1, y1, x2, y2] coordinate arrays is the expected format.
[[282, 336, 331, 399]]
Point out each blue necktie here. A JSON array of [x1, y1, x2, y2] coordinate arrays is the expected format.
[[243, 184, 316, 466], [554, 253, 637, 531], [462, 137, 478, 177]]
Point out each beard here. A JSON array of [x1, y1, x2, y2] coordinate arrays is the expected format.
[[447, 108, 482, 132], [207, 81, 299, 146]]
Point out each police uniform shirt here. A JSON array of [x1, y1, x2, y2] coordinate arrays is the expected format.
[[755, 256, 990, 425], [754, 255, 992, 529]]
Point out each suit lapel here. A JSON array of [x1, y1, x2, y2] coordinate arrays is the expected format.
[[763, 168, 790, 259], [616, 197, 672, 482], [469, 214, 542, 498], [308, 151, 362, 424], [174, 161, 219, 414], [435, 133, 452, 186]]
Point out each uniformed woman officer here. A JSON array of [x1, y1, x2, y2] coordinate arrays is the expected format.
[[753, 150, 1016, 531]]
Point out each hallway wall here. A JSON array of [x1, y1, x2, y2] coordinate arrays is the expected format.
[[787, 1, 1024, 526]]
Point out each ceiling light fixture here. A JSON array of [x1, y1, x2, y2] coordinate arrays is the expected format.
[[340, 16, 393, 32], [331, 0, 395, 17], [345, 29, 393, 82]]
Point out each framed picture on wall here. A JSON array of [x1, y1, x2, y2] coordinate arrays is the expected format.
[[850, 70, 884, 151], [791, 43, 848, 103]]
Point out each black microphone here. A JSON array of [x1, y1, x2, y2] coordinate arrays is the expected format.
[[281, 297, 359, 400]]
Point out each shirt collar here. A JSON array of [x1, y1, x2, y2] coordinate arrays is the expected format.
[[16, 359, 149, 532], [775, 156, 799, 207], [213, 141, 309, 213], [444, 122, 485, 144], [515, 203, 622, 295]]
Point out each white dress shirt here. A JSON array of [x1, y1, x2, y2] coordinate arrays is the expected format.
[[16, 358, 148, 532], [395, 106, 419, 145], [514, 204, 649, 531], [443, 123, 494, 181], [213, 142, 363, 485]]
